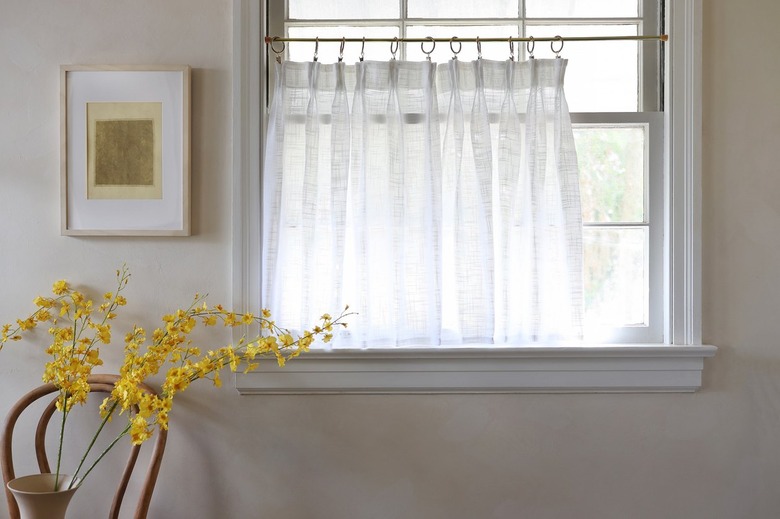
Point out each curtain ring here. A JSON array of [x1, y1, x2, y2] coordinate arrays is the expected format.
[[270, 37, 285, 64], [509, 37, 515, 61], [526, 36, 535, 59], [360, 37, 365, 62], [551, 35, 563, 58], [390, 37, 399, 60], [450, 36, 462, 60], [338, 37, 346, 63], [476, 36, 482, 59], [313, 36, 319, 62], [422, 36, 435, 61]]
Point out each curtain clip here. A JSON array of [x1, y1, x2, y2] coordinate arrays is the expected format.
[[422, 36, 435, 62], [450, 37, 461, 60], [552, 36, 564, 58], [270, 37, 285, 64], [338, 37, 345, 63]]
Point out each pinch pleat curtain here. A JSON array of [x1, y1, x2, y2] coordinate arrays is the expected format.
[[262, 58, 582, 347]]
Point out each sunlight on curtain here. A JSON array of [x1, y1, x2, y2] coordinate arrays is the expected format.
[[262, 58, 582, 347]]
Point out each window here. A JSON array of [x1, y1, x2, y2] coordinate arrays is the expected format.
[[231, 0, 715, 393]]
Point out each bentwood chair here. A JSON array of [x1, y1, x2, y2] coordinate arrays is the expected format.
[[1, 374, 167, 519]]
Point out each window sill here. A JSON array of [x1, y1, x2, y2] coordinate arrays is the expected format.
[[234, 344, 717, 394]]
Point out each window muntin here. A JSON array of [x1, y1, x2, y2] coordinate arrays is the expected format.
[[288, 0, 398, 20], [524, 24, 639, 112], [577, 126, 646, 224], [408, 0, 517, 19], [525, 0, 639, 18]]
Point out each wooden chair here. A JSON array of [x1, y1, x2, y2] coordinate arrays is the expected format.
[[1, 374, 167, 519]]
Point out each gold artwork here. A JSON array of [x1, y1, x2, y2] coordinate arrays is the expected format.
[[87, 102, 163, 199]]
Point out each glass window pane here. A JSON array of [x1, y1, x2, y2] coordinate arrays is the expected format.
[[290, 0, 399, 20], [584, 227, 647, 326], [526, 0, 638, 18], [526, 24, 638, 111], [406, 25, 518, 63], [409, 0, 518, 19], [576, 126, 645, 223], [287, 26, 400, 63]]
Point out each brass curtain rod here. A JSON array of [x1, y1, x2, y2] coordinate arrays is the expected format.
[[265, 35, 668, 44]]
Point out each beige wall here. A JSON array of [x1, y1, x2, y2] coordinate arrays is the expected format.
[[1, 1, 778, 517]]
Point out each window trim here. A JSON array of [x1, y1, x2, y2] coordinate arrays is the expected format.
[[231, 0, 715, 394]]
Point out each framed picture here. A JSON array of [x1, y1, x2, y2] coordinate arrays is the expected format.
[[60, 65, 191, 236]]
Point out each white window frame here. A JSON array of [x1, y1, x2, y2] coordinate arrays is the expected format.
[[271, 3, 664, 344], [231, 0, 716, 394]]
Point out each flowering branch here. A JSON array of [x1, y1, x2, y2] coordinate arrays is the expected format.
[[0, 265, 352, 489]]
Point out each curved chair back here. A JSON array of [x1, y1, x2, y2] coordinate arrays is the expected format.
[[1, 374, 167, 519]]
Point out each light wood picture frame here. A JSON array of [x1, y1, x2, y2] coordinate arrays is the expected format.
[[61, 65, 191, 236]]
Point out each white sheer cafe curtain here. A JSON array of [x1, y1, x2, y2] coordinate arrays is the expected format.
[[262, 58, 583, 347]]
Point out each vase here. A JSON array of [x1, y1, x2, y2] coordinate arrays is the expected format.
[[6, 473, 80, 519]]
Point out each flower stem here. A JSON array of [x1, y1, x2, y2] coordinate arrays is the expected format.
[[68, 400, 118, 489], [54, 394, 69, 491], [76, 423, 131, 486]]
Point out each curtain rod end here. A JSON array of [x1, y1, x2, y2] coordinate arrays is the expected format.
[[660, 34, 669, 42]]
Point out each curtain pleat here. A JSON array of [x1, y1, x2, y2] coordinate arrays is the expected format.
[[262, 58, 582, 346]]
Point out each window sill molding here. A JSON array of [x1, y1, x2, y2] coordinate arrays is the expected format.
[[235, 344, 717, 394]]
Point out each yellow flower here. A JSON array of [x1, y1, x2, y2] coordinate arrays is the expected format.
[[156, 410, 170, 430], [71, 291, 85, 305], [227, 347, 240, 371], [203, 315, 217, 326], [130, 415, 152, 445], [33, 296, 55, 309], [96, 324, 111, 344], [52, 280, 69, 295], [163, 367, 191, 395], [86, 349, 102, 366], [16, 317, 36, 331], [299, 335, 314, 350], [35, 309, 52, 322], [99, 397, 114, 420]]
